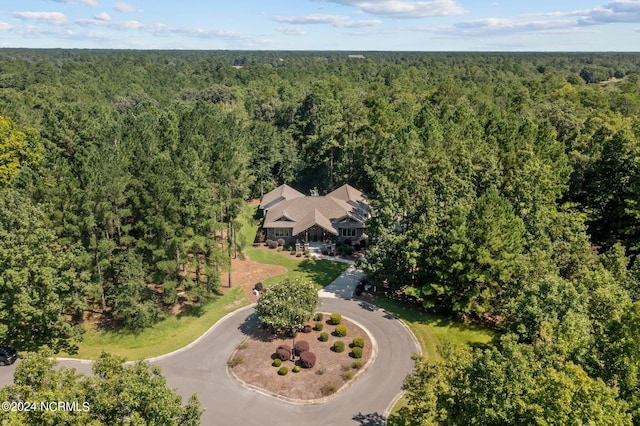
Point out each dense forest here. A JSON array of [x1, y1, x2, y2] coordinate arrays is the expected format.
[[1, 49, 640, 423]]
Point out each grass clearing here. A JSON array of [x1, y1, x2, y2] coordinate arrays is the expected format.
[[237, 203, 349, 288], [61, 287, 247, 360], [373, 296, 494, 361]]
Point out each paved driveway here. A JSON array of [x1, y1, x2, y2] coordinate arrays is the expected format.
[[0, 269, 419, 425]]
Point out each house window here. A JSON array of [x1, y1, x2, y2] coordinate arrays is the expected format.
[[275, 228, 290, 237], [340, 228, 357, 237]]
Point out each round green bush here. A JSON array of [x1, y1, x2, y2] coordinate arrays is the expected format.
[[293, 365, 301, 373], [273, 358, 282, 367], [335, 325, 348, 337], [278, 366, 288, 376], [333, 341, 345, 353], [352, 337, 365, 348], [351, 346, 363, 359], [330, 313, 342, 325], [315, 321, 324, 331], [319, 332, 329, 342], [314, 313, 324, 322]]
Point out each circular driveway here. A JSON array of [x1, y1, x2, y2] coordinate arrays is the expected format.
[[152, 297, 418, 425], [0, 268, 420, 425]]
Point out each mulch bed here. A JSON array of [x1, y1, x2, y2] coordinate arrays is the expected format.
[[228, 314, 373, 402]]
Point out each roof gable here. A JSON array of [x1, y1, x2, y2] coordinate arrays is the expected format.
[[259, 184, 305, 210], [262, 185, 369, 236]]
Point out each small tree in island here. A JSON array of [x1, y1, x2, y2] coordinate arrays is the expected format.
[[255, 277, 320, 342]]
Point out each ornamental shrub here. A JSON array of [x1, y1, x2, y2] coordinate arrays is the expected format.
[[314, 321, 324, 331], [300, 351, 317, 368], [330, 313, 342, 325], [314, 313, 324, 321], [319, 332, 329, 342], [273, 358, 282, 367], [294, 340, 310, 355], [334, 325, 348, 337], [278, 366, 288, 376], [277, 238, 285, 247], [227, 355, 243, 368], [351, 360, 364, 369], [333, 341, 345, 353], [351, 347, 363, 359], [302, 324, 313, 333], [276, 344, 291, 361], [352, 337, 365, 348], [321, 383, 337, 396], [267, 239, 279, 249], [293, 365, 301, 373]]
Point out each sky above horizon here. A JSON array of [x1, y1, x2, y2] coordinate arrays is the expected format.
[[1, 1, 639, 51]]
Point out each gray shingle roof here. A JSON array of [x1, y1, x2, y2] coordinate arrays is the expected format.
[[259, 184, 305, 211], [262, 184, 368, 236]]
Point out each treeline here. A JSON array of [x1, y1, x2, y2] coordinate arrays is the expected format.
[[0, 52, 639, 419]]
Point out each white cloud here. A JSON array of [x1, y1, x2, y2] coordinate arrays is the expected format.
[[52, 0, 99, 7], [277, 27, 306, 35], [147, 23, 272, 47], [316, 0, 467, 19], [94, 12, 111, 21], [76, 17, 144, 30], [273, 14, 381, 28], [578, 0, 640, 25], [420, 0, 640, 38], [0, 22, 12, 31], [12, 12, 69, 26], [113, 2, 141, 13], [21, 25, 74, 38]]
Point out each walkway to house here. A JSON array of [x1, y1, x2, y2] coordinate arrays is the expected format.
[[318, 263, 363, 299]]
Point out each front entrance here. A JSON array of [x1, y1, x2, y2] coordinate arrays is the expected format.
[[300, 225, 332, 243]]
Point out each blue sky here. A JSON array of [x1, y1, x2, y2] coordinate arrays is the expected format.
[[1, 0, 639, 50]]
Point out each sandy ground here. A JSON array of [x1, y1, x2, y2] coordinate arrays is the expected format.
[[220, 256, 287, 303]]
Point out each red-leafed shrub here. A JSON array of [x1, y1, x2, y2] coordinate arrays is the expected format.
[[294, 341, 310, 355], [275, 344, 291, 360], [302, 324, 313, 333], [277, 238, 285, 247], [300, 351, 317, 368], [267, 239, 279, 249]]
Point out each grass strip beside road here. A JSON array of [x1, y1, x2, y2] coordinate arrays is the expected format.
[[373, 296, 494, 360], [61, 287, 247, 360]]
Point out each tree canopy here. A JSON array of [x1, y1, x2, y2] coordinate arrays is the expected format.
[[255, 278, 319, 330], [0, 350, 201, 425]]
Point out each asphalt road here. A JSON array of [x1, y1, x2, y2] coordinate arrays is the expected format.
[[0, 270, 420, 425]]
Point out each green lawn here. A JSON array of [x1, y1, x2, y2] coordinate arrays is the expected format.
[[373, 296, 494, 361], [61, 287, 247, 360], [237, 204, 349, 288], [61, 203, 348, 361]]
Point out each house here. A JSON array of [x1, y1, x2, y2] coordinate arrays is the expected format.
[[259, 184, 369, 244]]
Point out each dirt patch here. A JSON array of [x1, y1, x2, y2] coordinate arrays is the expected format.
[[228, 314, 373, 402], [220, 257, 287, 303]]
